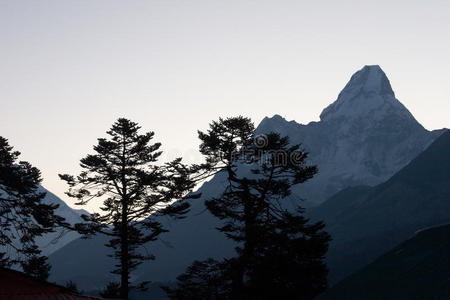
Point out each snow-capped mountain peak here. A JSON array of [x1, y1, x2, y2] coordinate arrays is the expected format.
[[254, 65, 442, 204], [340, 65, 394, 97], [319, 65, 410, 123]]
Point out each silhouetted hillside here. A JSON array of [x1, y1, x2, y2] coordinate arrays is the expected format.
[[318, 223, 450, 299], [310, 130, 450, 284]]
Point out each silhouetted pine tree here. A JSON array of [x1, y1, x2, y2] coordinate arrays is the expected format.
[[65, 280, 80, 294], [167, 117, 330, 299], [100, 281, 121, 299], [0, 136, 65, 280], [246, 210, 330, 299], [162, 258, 232, 300], [59, 118, 199, 299]]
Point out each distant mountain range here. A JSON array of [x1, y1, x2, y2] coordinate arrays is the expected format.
[[0, 186, 82, 258], [318, 222, 450, 300], [47, 65, 447, 297], [309, 129, 450, 284], [37, 187, 83, 255]]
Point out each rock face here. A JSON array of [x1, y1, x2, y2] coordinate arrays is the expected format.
[[48, 65, 446, 294], [257, 65, 443, 205]]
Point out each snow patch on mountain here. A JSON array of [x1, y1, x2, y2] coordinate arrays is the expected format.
[[320, 66, 413, 123]]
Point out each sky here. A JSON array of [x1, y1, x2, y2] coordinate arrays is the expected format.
[[1, 0, 449, 210]]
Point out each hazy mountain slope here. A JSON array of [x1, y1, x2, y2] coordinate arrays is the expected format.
[[48, 172, 235, 291], [37, 187, 82, 255], [317, 223, 450, 300], [0, 185, 82, 257], [309, 129, 450, 284], [48, 65, 446, 291]]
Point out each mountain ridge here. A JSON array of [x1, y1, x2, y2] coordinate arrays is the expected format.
[[37, 186, 82, 255], [256, 65, 444, 204], [48, 65, 447, 295], [309, 129, 450, 284], [318, 222, 450, 300]]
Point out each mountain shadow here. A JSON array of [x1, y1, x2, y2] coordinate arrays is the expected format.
[[317, 223, 450, 299], [309, 129, 450, 285]]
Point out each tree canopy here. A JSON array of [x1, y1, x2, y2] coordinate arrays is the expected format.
[[0, 136, 65, 280], [166, 116, 330, 300], [60, 118, 199, 299]]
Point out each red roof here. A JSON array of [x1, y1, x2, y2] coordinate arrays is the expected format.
[[0, 268, 106, 299]]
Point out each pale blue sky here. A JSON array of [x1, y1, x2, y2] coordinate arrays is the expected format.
[[1, 0, 449, 209]]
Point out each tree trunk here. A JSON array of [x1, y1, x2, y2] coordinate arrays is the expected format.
[[120, 137, 129, 299], [120, 200, 129, 299], [232, 179, 255, 300]]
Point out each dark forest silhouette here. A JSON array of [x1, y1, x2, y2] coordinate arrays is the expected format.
[[163, 117, 330, 300], [0, 136, 67, 280], [0, 117, 330, 300]]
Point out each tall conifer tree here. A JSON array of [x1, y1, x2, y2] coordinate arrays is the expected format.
[[166, 116, 330, 300], [60, 118, 198, 299], [0, 136, 64, 280]]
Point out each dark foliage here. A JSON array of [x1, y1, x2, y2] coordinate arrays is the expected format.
[[100, 281, 121, 299], [59, 118, 199, 299], [65, 280, 79, 293], [246, 211, 330, 299], [167, 117, 331, 300], [20, 253, 52, 281], [0, 136, 65, 280], [162, 258, 232, 300]]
